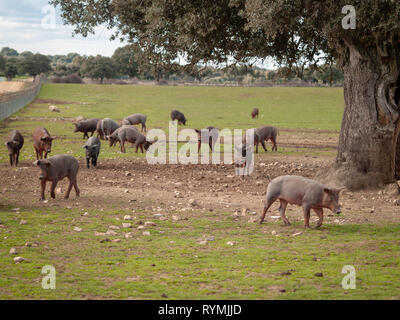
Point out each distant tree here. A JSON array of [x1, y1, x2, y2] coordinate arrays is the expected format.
[[4, 58, 19, 80], [20, 51, 34, 58], [112, 45, 138, 78], [0, 55, 5, 73], [22, 54, 52, 78], [81, 55, 116, 84], [1, 47, 19, 57]]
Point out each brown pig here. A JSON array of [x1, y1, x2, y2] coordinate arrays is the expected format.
[[5, 130, 24, 166], [33, 154, 80, 201], [32, 128, 55, 160], [260, 175, 345, 228], [251, 108, 259, 119]]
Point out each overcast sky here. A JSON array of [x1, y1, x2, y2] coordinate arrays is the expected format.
[[0, 0, 124, 57]]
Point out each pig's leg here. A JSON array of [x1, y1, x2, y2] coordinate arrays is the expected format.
[[91, 131, 94, 137], [35, 148, 39, 160], [86, 157, 90, 169], [140, 144, 144, 153], [208, 141, 213, 151], [9, 154, 13, 166], [50, 181, 57, 199], [16, 151, 19, 166], [261, 140, 267, 152], [302, 204, 311, 228], [279, 200, 290, 225], [121, 141, 125, 153], [314, 208, 324, 228], [73, 179, 80, 197], [40, 180, 46, 201], [259, 197, 277, 224], [197, 140, 201, 152], [65, 178, 73, 199]]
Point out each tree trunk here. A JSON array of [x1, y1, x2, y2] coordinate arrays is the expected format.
[[321, 40, 400, 190]]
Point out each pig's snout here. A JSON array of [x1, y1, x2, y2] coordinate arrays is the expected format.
[[335, 208, 341, 214], [39, 174, 45, 180]]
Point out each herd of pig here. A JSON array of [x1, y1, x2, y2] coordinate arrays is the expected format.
[[3, 107, 344, 228]]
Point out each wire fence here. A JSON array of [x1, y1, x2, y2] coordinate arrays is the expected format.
[[0, 76, 46, 121]]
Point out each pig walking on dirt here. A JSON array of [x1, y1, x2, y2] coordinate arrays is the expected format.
[[109, 126, 154, 153], [32, 128, 55, 160], [195, 127, 219, 151], [260, 175, 344, 228], [122, 113, 147, 132], [96, 118, 120, 140], [5, 130, 24, 166], [74, 118, 99, 139], [251, 108, 259, 119], [171, 110, 187, 125], [253, 126, 278, 153], [84, 136, 101, 168], [33, 154, 80, 200]]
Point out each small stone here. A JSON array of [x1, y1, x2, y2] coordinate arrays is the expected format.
[[292, 231, 303, 237], [153, 214, 164, 218], [271, 230, 277, 236], [125, 232, 134, 239], [124, 215, 132, 220], [137, 226, 145, 230], [73, 227, 82, 232], [25, 242, 32, 247], [112, 239, 121, 243], [256, 181, 263, 186], [125, 171, 132, 177], [144, 221, 156, 227], [172, 215, 180, 221], [124, 189, 129, 193], [241, 208, 248, 216], [370, 207, 375, 213], [106, 230, 118, 236], [109, 225, 120, 230], [100, 238, 111, 243], [198, 240, 208, 245], [94, 232, 106, 236], [314, 272, 323, 277], [14, 256, 24, 263], [143, 231, 151, 236], [122, 223, 132, 228], [189, 199, 198, 207], [56, 187, 62, 195], [159, 216, 167, 221], [20, 220, 27, 225], [83, 212, 89, 216], [9, 248, 17, 255], [226, 241, 236, 246]]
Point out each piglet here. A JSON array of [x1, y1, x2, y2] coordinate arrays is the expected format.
[[84, 136, 101, 168], [5, 130, 24, 166], [33, 154, 80, 201], [122, 113, 147, 132], [251, 108, 259, 119], [171, 110, 187, 125], [260, 175, 345, 228]]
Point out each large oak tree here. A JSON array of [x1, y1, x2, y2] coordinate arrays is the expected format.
[[51, 0, 400, 189]]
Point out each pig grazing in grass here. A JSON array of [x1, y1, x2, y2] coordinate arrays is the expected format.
[[74, 118, 99, 139], [33, 155, 80, 201], [122, 113, 147, 132], [195, 127, 219, 151], [32, 128, 55, 160], [5, 130, 24, 166], [109, 126, 154, 153], [171, 110, 187, 125], [96, 118, 120, 140], [260, 175, 344, 228], [251, 108, 259, 119], [84, 136, 101, 168], [253, 126, 278, 153]]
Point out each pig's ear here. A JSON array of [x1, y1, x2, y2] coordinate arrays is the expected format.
[[83, 145, 88, 149], [195, 129, 200, 134], [323, 188, 332, 194]]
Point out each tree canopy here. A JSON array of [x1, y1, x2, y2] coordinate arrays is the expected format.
[[21, 53, 52, 78]]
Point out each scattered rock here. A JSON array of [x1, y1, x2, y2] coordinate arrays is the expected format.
[[241, 208, 248, 216], [49, 105, 60, 112], [124, 189, 129, 193], [124, 215, 132, 220], [13, 256, 24, 263], [73, 227, 82, 232], [125, 232, 134, 239], [292, 231, 303, 237], [112, 239, 121, 243], [137, 226, 145, 230], [144, 221, 156, 227], [94, 232, 106, 236], [83, 212, 89, 216], [226, 241, 236, 246], [189, 199, 198, 207], [172, 215, 180, 221], [122, 223, 132, 228], [314, 272, 323, 277], [108, 225, 120, 230], [100, 238, 111, 243], [19, 220, 27, 225], [198, 240, 208, 245], [106, 229, 118, 236], [271, 230, 277, 236], [143, 231, 151, 236], [9, 248, 17, 255], [370, 207, 375, 213], [125, 171, 132, 177]]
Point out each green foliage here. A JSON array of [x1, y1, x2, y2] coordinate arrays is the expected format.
[[112, 45, 138, 78], [4, 58, 19, 80], [21, 54, 52, 77], [1, 47, 19, 57], [80, 55, 116, 83]]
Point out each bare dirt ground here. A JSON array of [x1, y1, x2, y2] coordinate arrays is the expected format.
[[0, 82, 26, 93], [1, 149, 400, 227]]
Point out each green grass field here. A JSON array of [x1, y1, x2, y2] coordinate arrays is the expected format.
[[1, 84, 400, 300]]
